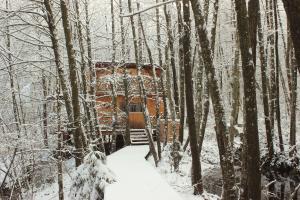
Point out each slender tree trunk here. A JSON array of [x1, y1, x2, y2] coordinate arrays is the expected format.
[[274, 0, 284, 152], [267, 0, 276, 135], [74, 0, 93, 139], [56, 84, 64, 200], [189, 0, 237, 198], [127, 0, 139, 63], [128, 0, 159, 165], [176, 2, 185, 144], [281, 0, 300, 69], [85, 0, 104, 152], [163, 1, 179, 113], [155, 0, 163, 67], [60, 0, 86, 166], [123, 69, 131, 146], [203, 0, 210, 23], [229, 0, 240, 146], [229, 45, 240, 145], [110, 75, 118, 153], [165, 46, 178, 143], [155, 0, 168, 147], [42, 73, 49, 148], [43, 0, 76, 149], [110, 0, 118, 153], [235, 0, 261, 199], [289, 52, 297, 156], [119, 0, 126, 59], [182, 0, 203, 194], [258, 4, 274, 157], [198, 77, 209, 154], [137, 68, 159, 166], [210, 0, 219, 54], [138, 11, 162, 159], [111, 0, 116, 62]]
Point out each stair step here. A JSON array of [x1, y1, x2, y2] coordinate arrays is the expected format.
[[130, 141, 149, 145], [130, 129, 146, 132], [129, 129, 151, 145], [131, 137, 148, 141], [130, 136, 148, 139], [130, 133, 146, 136]]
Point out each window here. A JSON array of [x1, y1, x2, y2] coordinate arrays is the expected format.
[[129, 103, 143, 112]]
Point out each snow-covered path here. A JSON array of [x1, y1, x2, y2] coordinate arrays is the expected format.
[[105, 146, 183, 200]]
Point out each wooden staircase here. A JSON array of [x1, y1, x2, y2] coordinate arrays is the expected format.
[[130, 129, 149, 145]]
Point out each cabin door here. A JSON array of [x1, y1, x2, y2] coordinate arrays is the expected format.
[[128, 103, 145, 129]]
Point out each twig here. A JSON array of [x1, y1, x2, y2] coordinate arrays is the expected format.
[[120, 0, 182, 17]]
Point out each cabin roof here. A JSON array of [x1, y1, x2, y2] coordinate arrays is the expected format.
[[95, 62, 162, 72]]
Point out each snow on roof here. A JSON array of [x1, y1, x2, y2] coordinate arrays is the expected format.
[[95, 62, 163, 71]]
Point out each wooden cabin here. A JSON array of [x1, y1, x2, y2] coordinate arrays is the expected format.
[[95, 62, 178, 144]]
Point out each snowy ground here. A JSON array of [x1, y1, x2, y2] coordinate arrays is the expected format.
[[26, 110, 300, 199], [30, 145, 212, 200], [105, 146, 184, 200]]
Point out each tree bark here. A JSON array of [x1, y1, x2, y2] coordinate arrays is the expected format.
[[85, 0, 105, 152], [138, 12, 162, 159], [74, 0, 93, 139], [182, 0, 203, 194], [123, 69, 131, 146], [42, 73, 49, 148], [189, 0, 237, 198], [60, 0, 86, 166], [235, 0, 261, 199], [163, 0, 179, 113], [176, 2, 185, 144], [56, 84, 64, 200], [281, 0, 300, 70], [274, 0, 284, 152], [258, 4, 274, 157]]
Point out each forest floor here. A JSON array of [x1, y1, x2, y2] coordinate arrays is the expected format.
[[25, 109, 300, 199], [30, 144, 217, 200], [105, 145, 184, 200]]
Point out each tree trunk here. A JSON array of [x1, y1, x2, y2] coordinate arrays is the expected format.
[[60, 0, 86, 166], [258, 4, 274, 157], [137, 68, 159, 166], [42, 73, 49, 148], [110, 75, 118, 153], [74, 0, 93, 139], [123, 69, 131, 146], [43, 0, 80, 154], [85, 0, 105, 152], [289, 52, 297, 156], [274, 0, 284, 152], [163, 0, 179, 113], [128, 0, 159, 166], [281, 0, 300, 69], [138, 11, 162, 160], [235, 0, 261, 199], [189, 0, 237, 198], [267, 0, 276, 135], [182, 0, 203, 195], [156, 0, 169, 147], [56, 85, 64, 200], [198, 78, 209, 154], [176, 2, 185, 144]]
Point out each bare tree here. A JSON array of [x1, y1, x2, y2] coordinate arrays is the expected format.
[[182, 0, 203, 195], [235, 0, 261, 199], [60, 0, 86, 166], [163, 0, 179, 113], [189, 0, 237, 198], [281, 0, 300, 69]]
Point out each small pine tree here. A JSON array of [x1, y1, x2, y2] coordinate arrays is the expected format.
[[69, 150, 116, 200]]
